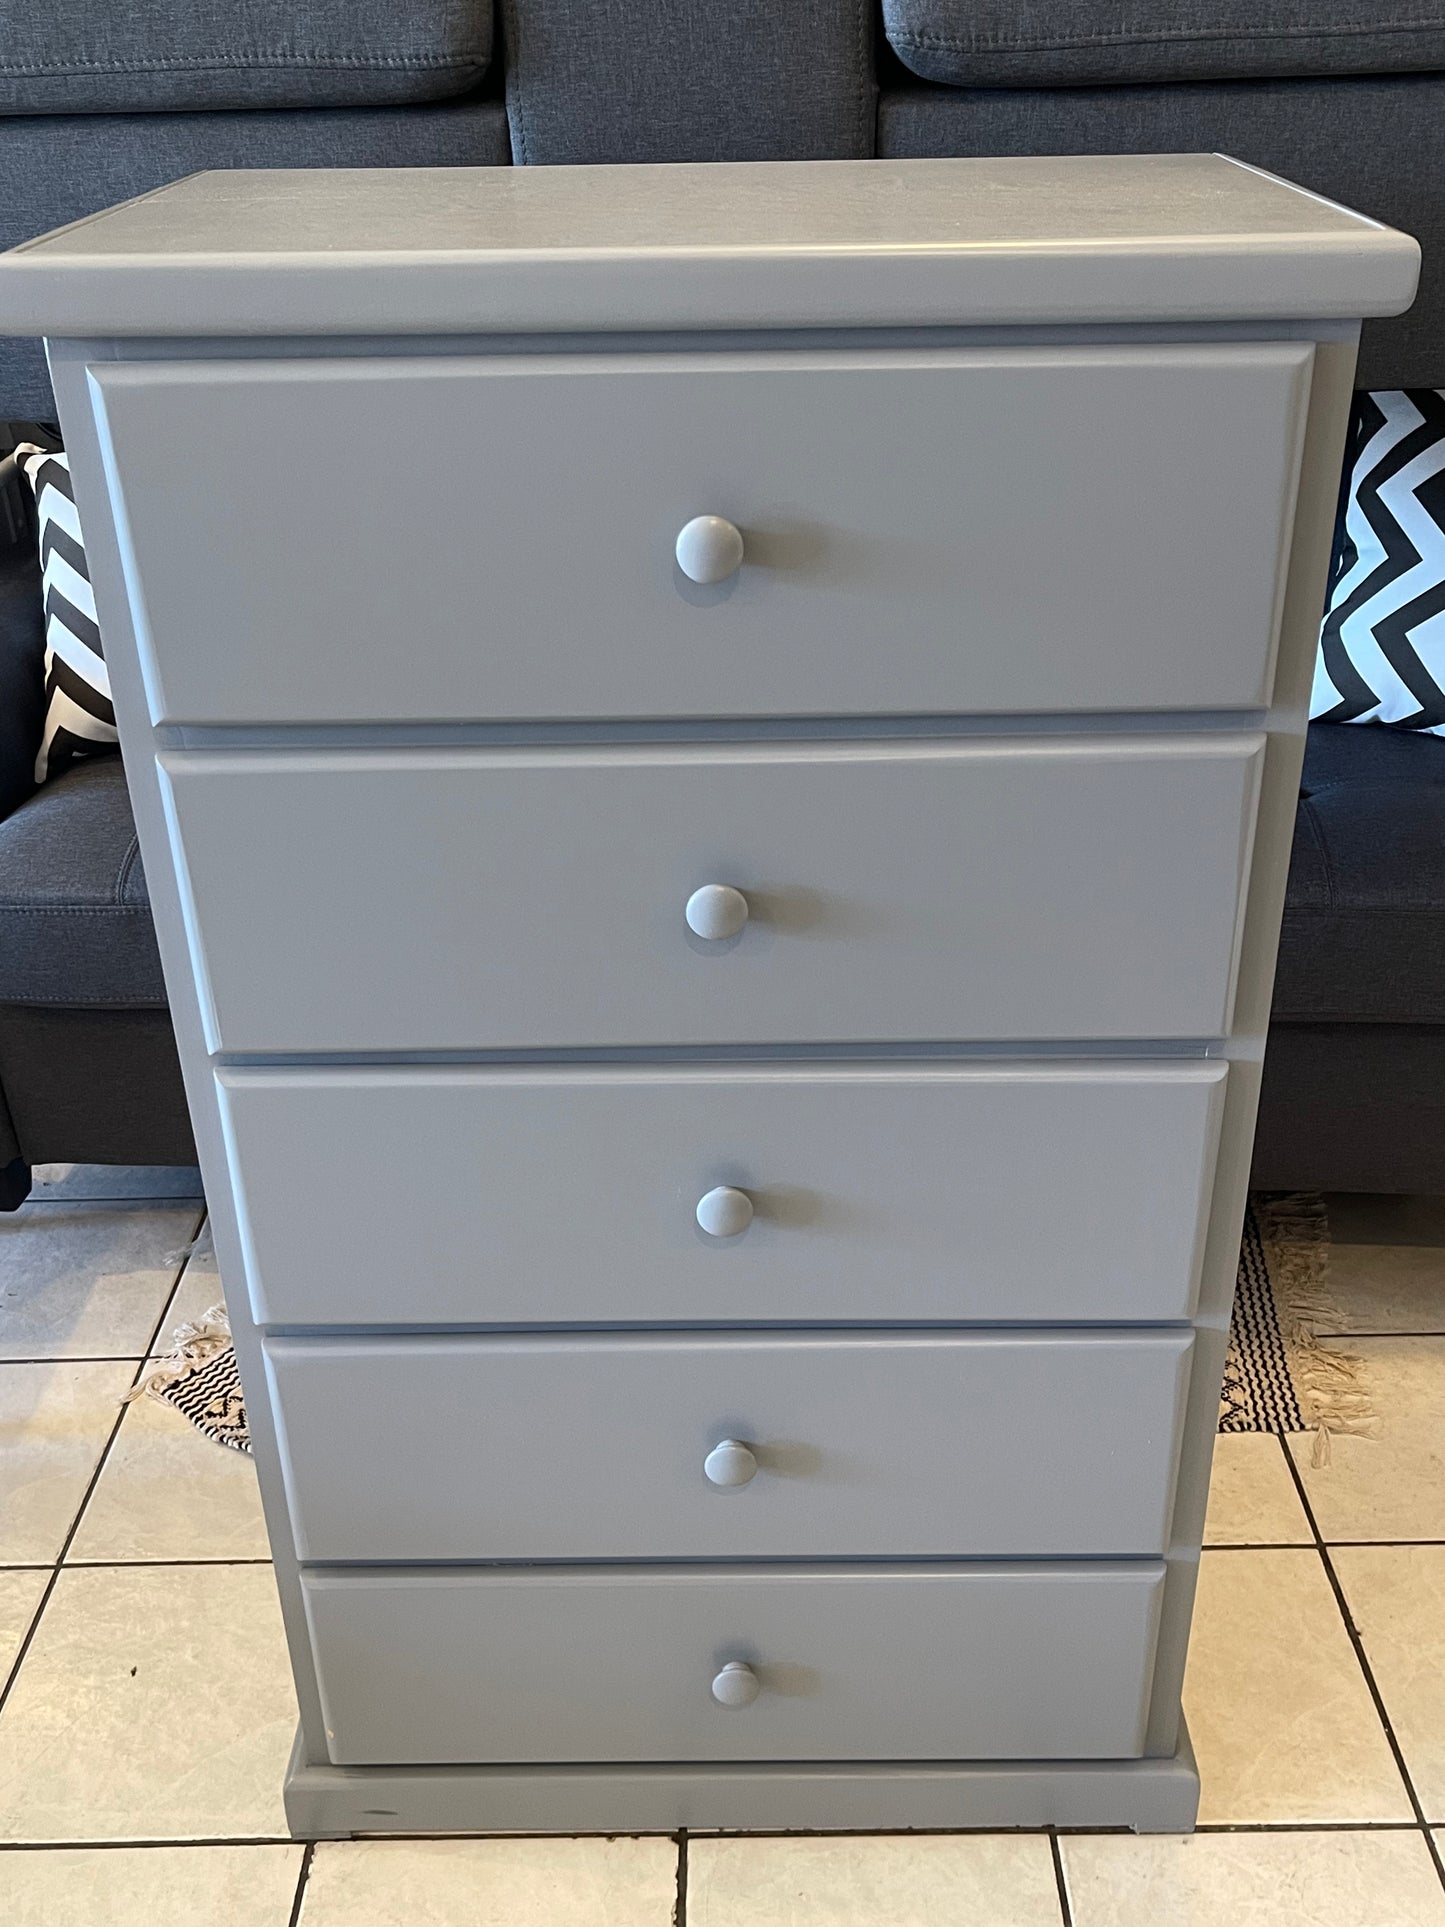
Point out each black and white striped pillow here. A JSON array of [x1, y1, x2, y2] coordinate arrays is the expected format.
[[17, 443, 119, 782], [1313, 390, 1445, 734]]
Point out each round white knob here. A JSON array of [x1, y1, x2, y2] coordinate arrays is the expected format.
[[685, 884, 749, 941], [711, 1661, 761, 1708], [676, 515, 745, 585], [704, 1438, 758, 1487], [696, 1185, 754, 1238]]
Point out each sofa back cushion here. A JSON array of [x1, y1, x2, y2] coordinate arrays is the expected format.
[[884, 1, 1445, 88], [0, 0, 493, 115]]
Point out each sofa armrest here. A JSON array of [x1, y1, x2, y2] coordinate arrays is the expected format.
[[503, 0, 876, 164]]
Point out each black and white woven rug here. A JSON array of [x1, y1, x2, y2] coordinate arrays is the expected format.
[[1219, 1195, 1371, 1451], [133, 1306, 250, 1454], [1220, 1203, 1309, 1433], [136, 1197, 1365, 1459]]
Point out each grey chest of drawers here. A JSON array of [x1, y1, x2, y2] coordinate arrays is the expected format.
[[0, 155, 1418, 1837]]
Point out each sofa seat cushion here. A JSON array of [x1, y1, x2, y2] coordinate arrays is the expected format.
[[0, 1, 493, 115], [0, 755, 166, 1007], [1274, 723, 1445, 1024], [884, 2, 1445, 89]]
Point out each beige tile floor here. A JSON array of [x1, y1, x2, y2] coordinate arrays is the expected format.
[[4, 1173, 1445, 1923]]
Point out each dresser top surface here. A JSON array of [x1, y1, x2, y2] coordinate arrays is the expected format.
[[0, 154, 1418, 337]]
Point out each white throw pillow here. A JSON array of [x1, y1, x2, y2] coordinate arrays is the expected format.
[[17, 443, 119, 782]]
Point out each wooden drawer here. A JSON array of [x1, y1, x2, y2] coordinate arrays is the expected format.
[[301, 1562, 1167, 1764], [90, 345, 1308, 725], [265, 1330, 1193, 1562], [220, 1061, 1225, 1327], [160, 736, 1262, 1052]]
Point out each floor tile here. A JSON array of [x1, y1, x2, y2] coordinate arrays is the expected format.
[[1289, 1339, 1445, 1541], [1183, 1547, 1409, 1822], [2, 1844, 303, 1927], [0, 1568, 50, 1676], [301, 1837, 679, 1926], [0, 1563, 296, 1840], [32, 1164, 206, 1202], [67, 1387, 268, 1564], [686, 1833, 1063, 1927], [1335, 1545, 1445, 1821], [1062, 1828, 1445, 1927], [0, 1202, 202, 1359], [1203, 1434, 1312, 1545], [1320, 1242, 1445, 1336], [0, 1360, 136, 1562]]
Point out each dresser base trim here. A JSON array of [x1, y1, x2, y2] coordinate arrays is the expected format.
[[282, 1721, 1199, 1838]]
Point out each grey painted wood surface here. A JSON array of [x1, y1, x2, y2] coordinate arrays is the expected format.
[[283, 1726, 1201, 1835], [159, 737, 1263, 1052], [300, 1562, 1166, 1764], [219, 1060, 1226, 1327], [0, 157, 1418, 335], [25, 155, 1399, 1833], [265, 1330, 1193, 1561], [90, 345, 1309, 723], [1136, 339, 1368, 1762]]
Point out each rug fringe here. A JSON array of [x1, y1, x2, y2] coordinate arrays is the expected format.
[[125, 1304, 234, 1405], [1253, 1192, 1376, 1458]]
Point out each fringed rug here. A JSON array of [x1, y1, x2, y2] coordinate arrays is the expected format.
[[132, 1196, 1368, 1467], [130, 1307, 251, 1454], [1221, 1194, 1372, 1461]]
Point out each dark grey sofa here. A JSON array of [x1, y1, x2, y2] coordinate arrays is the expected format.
[[2, 0, 1443, 1203]]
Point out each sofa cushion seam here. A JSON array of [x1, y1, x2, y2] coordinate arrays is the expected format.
[[1285, 901, 1445, 915], [114, 832, 140, 907], [891, 20, 1445, 55], [498, 0, 529, 167], [0, 53, 490, 78], [0, 992, 169, 1006], [856, 0, 877, 156], [0, 904, 153, 917], [1297, 797, 1337, 909]]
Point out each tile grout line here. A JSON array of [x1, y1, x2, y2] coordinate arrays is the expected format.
[[1048, 1827, 1073, 1925], [674, 1829, 687, 1927], [1314, 1540, 1445, 1550], [0, 1206, 206, 1721], [1188, 1819, 1425, 1834], [16, 1823, 1425, 1847], [0, 1836, 301, 1851], [59, 1558, 274, 1569], [1203, 1541, 1314, 1552], [286, 1840, 315, 1926], [0, 1820, 1430, 1854], [1277, 1434, 1445, 1894], [1320, 1331, 1445, 1342], [0, 1356, 149, 1367], [1202, 1542, 1445, 1552]]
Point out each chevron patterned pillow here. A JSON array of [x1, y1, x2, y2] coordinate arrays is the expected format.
[[1313, 390, 1445, 734], [17, 443, 119, 782]]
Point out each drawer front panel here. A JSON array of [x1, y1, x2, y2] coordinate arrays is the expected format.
[[266, 1331, 1193, 1561], [92, 345, 1309, 725], [302, 1562, 1167, 1764], [161, 738, 1262, 1052], [221, 1062, 1226, 1327]]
